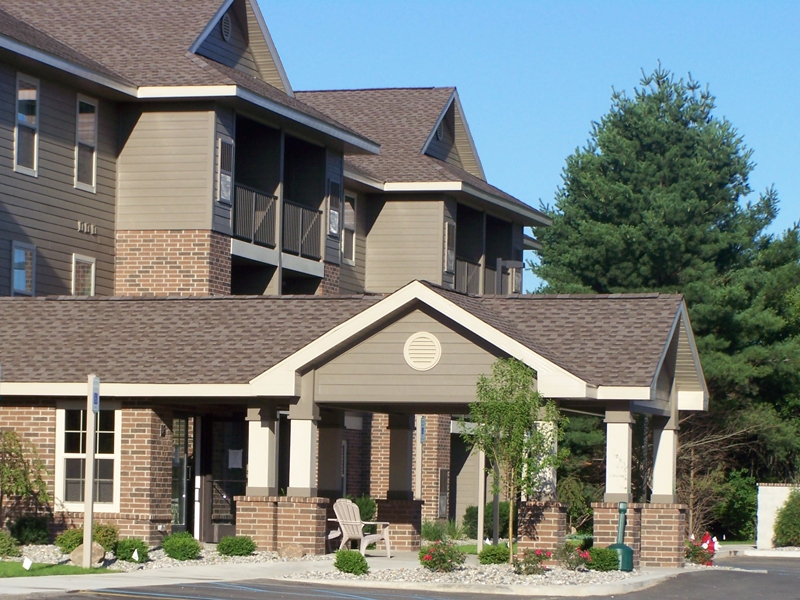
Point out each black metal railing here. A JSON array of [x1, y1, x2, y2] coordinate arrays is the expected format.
[[282, 200, 322, 260], [455, 257, 481, 294], [233, 184, 276, 247]]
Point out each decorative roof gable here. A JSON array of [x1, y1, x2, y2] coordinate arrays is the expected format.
[[421, 89, 485, 181]]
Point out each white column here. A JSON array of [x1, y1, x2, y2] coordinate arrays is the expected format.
[[651, 417, 678, 504], [287, 419, 318, 496], [477, 449, 486, 552], [246, 408, 277, 496], [535, 420, 558, 501], [604, 407, 633, 503], [387, 414, 414, 500]]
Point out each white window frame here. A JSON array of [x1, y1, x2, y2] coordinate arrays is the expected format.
[[74, 94, 98, 193], [71, 254, 96, 296], [10, 241, 35, 296], [14, 73, 39, 177], [444, 221, 456, 274], [341, 193, 356, 265], [54, 401, 122, 514]]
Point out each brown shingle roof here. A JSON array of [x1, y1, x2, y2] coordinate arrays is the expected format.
[[296, 88, 547, 222]]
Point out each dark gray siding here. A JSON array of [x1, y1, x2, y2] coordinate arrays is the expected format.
[[0, 63, 117, 296], [426, 104, 462, 170], [442, 196, 456, 289], [339, 189, 366, 294], [324, 148, 343, 266], [213, 105, 235, 236], [196, 7, 261, 79]]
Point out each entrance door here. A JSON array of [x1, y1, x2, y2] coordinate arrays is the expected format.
[[171, 416, 191, 532]]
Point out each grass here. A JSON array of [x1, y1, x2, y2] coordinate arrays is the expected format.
[[455, 542, 518, 555], [0, 562, 108, 578], [719, 540, 755, 546]]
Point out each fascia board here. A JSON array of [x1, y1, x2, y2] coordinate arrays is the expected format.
[[383, 181, 462, 192], [0, 35, 137, 97], [136, 85, 238, 98], [677, 390, 706, 411], [596, 386, 652, 400], [461, 182, 552, 226], [451, 91, 486, 180], [679, 302, 710, 405], [343, 168, 385, 190], [523, 233, 542, 251], [250, 280, 589, 399], [650, 308, 682, 401], [246, 0, 293, 96], [0, 382, 253, 397], [188, 0, 236, 54], [419, 90, 457, 155]]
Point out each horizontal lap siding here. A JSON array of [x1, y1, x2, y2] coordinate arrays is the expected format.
[[315, 309, 500, 403], [365, 198, 443, 292], [118, 107, 214, 230], [196, 8, 261, 79], [339, 190, 366, 293], [0, 64, 117, 296]]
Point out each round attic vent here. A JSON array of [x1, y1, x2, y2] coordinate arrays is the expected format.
[[221, 13, 232, 42], [436, 122, 444, 141], [404, 332, 442, 371]]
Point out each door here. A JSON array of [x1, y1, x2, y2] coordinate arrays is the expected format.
[[171, 416, 190, 532]]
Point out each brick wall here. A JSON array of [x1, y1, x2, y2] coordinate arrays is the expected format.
[[376, 499, 423, 551], [517, 502, 567, 555], [369, 414, 390, 499], [235, 496, 329, 555], [115, 229, 231, 296], [317, 262, 340, 295], [419, 415, 451, 522]]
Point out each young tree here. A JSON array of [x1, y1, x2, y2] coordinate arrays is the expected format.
[[462, 358, 566, 561], [531, 65, 800, 493], [0, 430, 50, 528]]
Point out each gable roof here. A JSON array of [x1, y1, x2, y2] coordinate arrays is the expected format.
[[296, 87, 548, 226]]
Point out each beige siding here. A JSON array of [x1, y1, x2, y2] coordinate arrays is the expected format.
[[244, 0, 288, 94], [315, 309, 501, 405], [454, 104, 483, 180], [196, 6, 261, 79], [339, 190, 366, 293], [0, 63, 117, 296], [117, 106, 215, 230], [425, 104, 462, 170], [365, 197, 443, 292], [451, 438, 490, 524]]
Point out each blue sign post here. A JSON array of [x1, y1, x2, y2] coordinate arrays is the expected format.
[[83, 374, 99, 568]]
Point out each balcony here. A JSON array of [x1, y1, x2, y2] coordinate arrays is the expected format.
[[233, 184, 277, 247], [282, 200, 322, 261], [455, 257, 481, 294]]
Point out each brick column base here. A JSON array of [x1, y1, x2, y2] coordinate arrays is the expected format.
[[235, 496, 330, 555], [55, 512, 172, 547], [592, 502, 685, 568], [376, 499, 423, 551], [517, 502, 567, 555]]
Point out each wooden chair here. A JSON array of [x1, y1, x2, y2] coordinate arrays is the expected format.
[[331, 498, 392, 558]]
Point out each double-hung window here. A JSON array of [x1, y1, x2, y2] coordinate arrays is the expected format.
[[75, 96, 98, 192], [72, 254, 96, 296], [56, 404, 121, 512], [11, 241, 35, 296], [15, 74, 39, 176], [342, 194, 356, 264]]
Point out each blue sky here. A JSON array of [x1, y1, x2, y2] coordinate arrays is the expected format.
[[260, 1, 799, 284]]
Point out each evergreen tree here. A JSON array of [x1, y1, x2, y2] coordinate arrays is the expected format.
[[534, 66, 800, 497]]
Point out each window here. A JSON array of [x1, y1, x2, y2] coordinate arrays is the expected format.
[[75, 96, 98, 191], [72, 254, 96, 296], [15, 74, 39, 176], [55, 404, 121, 512], [444, 221, 456, 274], [328, 181, 341, 237], [11, 241, 35, 296], [342, 194, 356, 263]]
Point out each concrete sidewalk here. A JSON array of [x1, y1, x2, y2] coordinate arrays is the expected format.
[[0, 552, 689, 598]]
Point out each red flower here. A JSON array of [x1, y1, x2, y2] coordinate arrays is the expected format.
[[546, 551, 552, 558], [535, 549, 542, 556], [424, 554, 432, 561]]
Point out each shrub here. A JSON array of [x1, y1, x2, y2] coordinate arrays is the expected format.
[[162, 531, 201, 560], [463, 501, 518, 539], [93, 523, 118, 552], [419, 540, 466, 572], [334, 549, 369, 575], [55, 528, 85, 554], [115, 538, 149, 563], [9, 515, 50, 545], [445, 519, 465, 541], [587, 547, 619, 571], [513, 548, 552, 575], [0, 530, 21, 557], [478, 544, 509, 564], [555, 542, 591, 570], [348, 494, 377, 534], [684, 540, 713, 565], [217, 535, 256, 557], [421, 520, 447, 542], [774, 489, 800, 547]]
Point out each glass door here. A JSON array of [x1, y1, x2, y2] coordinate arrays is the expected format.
[[171, 416, 189, 531]]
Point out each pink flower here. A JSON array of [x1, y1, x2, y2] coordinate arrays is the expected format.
[[423, 554, 432, 561], [546, 551, 552, 558], [535, 549, 542, 556]]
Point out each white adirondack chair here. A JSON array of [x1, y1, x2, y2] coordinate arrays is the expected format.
[[330, 498, 391, 558]]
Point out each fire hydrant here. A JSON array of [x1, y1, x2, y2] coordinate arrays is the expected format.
[[607, 502, 634, 571]]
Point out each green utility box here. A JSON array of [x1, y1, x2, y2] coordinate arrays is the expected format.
[[609, 502, 634, 572]]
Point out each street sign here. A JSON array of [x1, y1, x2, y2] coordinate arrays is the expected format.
[[420, 416, 427, 444]]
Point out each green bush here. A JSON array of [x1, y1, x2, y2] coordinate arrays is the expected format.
[[93, 523, 118, 552], [513, 548, 552, 575], [217, 535, 256, 557], [587, 547, 619, 571], [0, 530, 21, 557], [9, 515, 50, 545], [463, 501, 518, 539], [555, 542, 591, 570], [162, 531, 201, 560], [445, 519, 465, 541], [421, 520, 447, 542], [774, 489, 800, 547], [478, 544, 510, 564], [55, 528, 84, 554], [347, 494, 377, 534], [714, 469, 757, 541], [115, 538, 149, 563], [419, 540, 466, 572], [334, 549, 370, 575], [684, 540, 713, 565]]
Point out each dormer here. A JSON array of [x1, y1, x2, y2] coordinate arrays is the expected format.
[[421, 90, 485, 181], [191, 0, 293, 96]]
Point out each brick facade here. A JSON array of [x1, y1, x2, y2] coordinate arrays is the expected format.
[[115, 230, 231, 296], [375, 499, 423, 551], [235, 496, 329, 555], [317, 261, 340, 295], [517, 502, 567, 555], [368, 414, 391, 498], [419, 414, 451, 522]]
